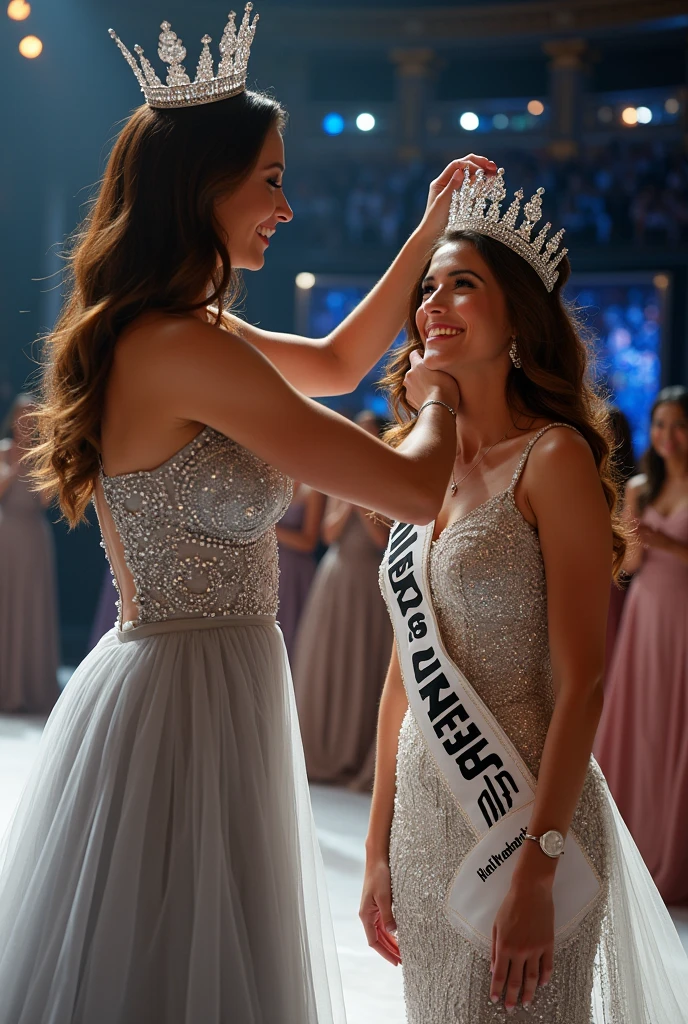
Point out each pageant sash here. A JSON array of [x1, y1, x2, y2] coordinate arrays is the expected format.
[[382, 520, 601, 953]]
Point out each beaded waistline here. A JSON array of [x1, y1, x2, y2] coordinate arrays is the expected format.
[[116, 613, 277, 643]]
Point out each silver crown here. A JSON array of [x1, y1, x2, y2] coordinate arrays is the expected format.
[[109, 4, 259, 109], [447, 167, 567, 292]]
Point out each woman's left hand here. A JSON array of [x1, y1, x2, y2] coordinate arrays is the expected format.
[[490, 880, 554, 1012], [416, 155, 498, 245]]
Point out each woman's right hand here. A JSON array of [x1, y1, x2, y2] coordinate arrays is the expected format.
[[403, 348, 460, 415], [359, 856, 402, 967]]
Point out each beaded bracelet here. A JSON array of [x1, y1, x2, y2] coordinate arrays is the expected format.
[[417, 399, 457, 420]]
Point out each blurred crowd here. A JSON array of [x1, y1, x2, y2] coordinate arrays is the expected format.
[[289, 140, 688, 250]]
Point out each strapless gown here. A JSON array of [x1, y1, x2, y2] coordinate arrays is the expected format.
[[596, 505, 688, 905], [0, 427, 345, 1024], [389, 425, 688, 1024]]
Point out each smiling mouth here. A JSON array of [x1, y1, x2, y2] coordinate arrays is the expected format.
[[425, 325, 464, 341], [256, 226, 275, 245]]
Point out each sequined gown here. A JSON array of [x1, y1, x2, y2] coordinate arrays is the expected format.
[[389, 425, 688, 1024], [0, 427, 344, 1024]]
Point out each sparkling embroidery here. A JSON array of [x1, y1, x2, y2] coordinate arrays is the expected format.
[[99, 427, 292, 625]]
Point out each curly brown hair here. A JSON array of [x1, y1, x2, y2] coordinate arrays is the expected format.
[[30, 91, 285, 527], [380, 228, 626, 577]]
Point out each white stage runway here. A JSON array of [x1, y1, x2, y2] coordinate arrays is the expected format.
[[0, 711, 686, 1023]]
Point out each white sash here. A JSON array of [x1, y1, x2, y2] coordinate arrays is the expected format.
[[382, 519, 601, 953]]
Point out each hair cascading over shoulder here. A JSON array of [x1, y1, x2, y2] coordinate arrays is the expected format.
[[31, 90, 285, 526], [638, 384, 688, 512], [380, 227, 627, 576]]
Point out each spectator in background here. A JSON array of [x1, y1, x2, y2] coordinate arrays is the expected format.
[[604, 406, 636, 682], [0, 394, 59, 712], [293, 411, 392, 788], [595, 386, 688, 904], [276, 482, 326, 660]]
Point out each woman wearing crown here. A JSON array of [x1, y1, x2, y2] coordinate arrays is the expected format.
[[360, 168, 688, 1022], [0, 8, 497, 1024]]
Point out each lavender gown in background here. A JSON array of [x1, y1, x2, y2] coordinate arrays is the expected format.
[[595, 505, 688, 905], [277, 496, 318, 661], [0, 475, 59, 713], [293, 510, 391, 789]]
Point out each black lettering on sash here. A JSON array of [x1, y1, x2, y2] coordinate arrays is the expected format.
[[442, 722, 482, 756], [390, 570, 423, 614], [478, 788, 500, 828], [433, 702, 469, 738], [390, 522, 414, 552], [456, 739, 503, 781], [418, 673, 460, 721], [411, 648, 442, 683], [494, 770, 519, 810], [388, 551, 413, 581]]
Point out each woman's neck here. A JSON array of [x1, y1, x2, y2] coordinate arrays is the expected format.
[[662, 455, 688, 482], [453, 369, 530, 458]]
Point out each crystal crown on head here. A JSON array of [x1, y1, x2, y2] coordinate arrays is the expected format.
[[447, 167, 567, 292], [108, 4, 259, 110]]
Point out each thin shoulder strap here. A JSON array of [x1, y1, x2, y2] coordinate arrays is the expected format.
[[508, 422, 581, 493]]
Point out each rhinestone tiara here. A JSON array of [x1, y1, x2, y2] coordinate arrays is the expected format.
[[447, 167, 567, 293], [108, 4, 259, 110]]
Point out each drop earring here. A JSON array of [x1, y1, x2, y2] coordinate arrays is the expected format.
[[508, 335, 522, 369]]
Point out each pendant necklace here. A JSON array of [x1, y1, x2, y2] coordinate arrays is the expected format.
[[450, 428, 511, 497]]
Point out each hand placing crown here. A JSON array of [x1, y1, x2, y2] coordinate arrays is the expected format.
[[447, 167, 568, 292], [109, 4, 259, 109]]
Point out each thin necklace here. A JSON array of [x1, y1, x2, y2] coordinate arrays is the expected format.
[[450, 428, 512, 496]]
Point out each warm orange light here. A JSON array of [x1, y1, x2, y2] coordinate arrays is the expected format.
[[653, 274, 670, 290], [19, 34, 42, 57], [7, 0, 30, 20], [527, 100, 545, 116], [621, 107, 638, 126]]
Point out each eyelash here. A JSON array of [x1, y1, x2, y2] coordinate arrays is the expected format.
[[267, 178, 283, 189], [421, 277, 474, 295]]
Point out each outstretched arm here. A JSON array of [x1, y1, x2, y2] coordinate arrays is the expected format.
[[227, 156, 497, 397], [490, 428, 611, 1012]]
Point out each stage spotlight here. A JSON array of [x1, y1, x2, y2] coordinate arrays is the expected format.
[[653, 274, 669, 291], [19, 34, 42, 57], [492, 113, 509, 130], [665, 97, 679, 115], [597, 106, 613, 123], [295, 272, 316, 290], [355, 113, 375, 132], [527, 100, 544, 116], [322, 112, 344, 136], [7, 0, 30, 20], [459, 112, 479, 131], [621, 107, 638, 126], [636, 106, 652, 124]]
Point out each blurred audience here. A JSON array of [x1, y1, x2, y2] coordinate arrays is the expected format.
[[292, 412, 392, 791], [290, 140, 688, 251], [276, 482, 327, 660], [0, 395, 59, 713], [595, 386, 688, 905]]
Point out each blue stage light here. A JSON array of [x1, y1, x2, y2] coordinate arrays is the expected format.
[[322, 112, 345, 136]]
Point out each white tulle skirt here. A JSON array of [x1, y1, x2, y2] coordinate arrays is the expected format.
[[0, 615, 346, 1024]]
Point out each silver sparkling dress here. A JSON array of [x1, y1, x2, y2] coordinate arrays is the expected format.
[[0, 426, 345, 1024], [390, 425, 610, 1024]]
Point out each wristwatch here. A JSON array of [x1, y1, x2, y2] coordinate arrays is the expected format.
[[524, 829, 565, 858]]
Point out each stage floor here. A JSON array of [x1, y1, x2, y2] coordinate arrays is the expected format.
[[0, 714, 686, 1023]]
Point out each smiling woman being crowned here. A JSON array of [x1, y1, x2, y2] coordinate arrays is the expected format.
[[360, 168, 688, 1023]]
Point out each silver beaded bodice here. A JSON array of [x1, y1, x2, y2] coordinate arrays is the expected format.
[[389, 425, 609, 1023], [99, 426, 292, 626]]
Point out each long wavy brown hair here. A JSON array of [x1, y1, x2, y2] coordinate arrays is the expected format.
[[30, 90, 285, 526], [380, 228, 627, 576]]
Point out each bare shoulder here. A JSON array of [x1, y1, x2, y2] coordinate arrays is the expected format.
[[523, 424, 605, 518]]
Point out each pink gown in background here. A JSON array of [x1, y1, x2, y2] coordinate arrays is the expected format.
[[595, 505, 688, 905]]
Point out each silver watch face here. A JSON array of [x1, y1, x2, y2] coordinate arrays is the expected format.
[[540, 830, 565, 858]]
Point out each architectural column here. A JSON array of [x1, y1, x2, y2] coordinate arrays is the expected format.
[[389, 47, 435, 161], [543, 38, 587, 160]]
